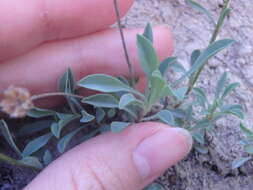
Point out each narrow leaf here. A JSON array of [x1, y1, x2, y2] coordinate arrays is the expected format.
[[80, 110, 95, 123], [159, 57, 177, 75], [177, 39, 235, 84], [0, 120, 21, 156], [190, 49, 201, 66], [19, 156, 43, 169], [215, 72, 227, 99], [222, 83, 240, 99], [137, 34, 159, 76], [173, 87, 188, 101], [111, 122, 131, 133], [96, 108, 106, 123], [232, 157, 251, 169], [157, 110, 175, 126], [57, 127, 83, 153], [22, 133, 52, 157], [27, 108, 55, 118], [143, 23, 153, 43], [82, 94, 119, 108], [43, 150, 52, 166], [185, 0, 215, 25]]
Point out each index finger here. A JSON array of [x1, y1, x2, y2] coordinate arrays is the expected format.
[[0, 0, 133, 61]]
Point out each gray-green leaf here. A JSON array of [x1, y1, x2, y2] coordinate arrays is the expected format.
[[43, 150, 52, 166], [215, 72, 227, 99], [143, 23, 153, 43], [80, 110, 95, 123], [0, 120, 21, 156], [19, 156, 43, 170], [137, 34, 159, 76], [82, 94, 119, 108], [119, 93, 144, 110], [111, 122, 131, 133], [177, 39, 235, 84], [22, 133, 52, 157], [232, 157, 251, 169]]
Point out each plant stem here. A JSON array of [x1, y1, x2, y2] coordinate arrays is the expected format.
[[185, 0, 231, 96], [31, 92, 83, 101], [0, 153, 40, 171], [113, 0, 135, 87]]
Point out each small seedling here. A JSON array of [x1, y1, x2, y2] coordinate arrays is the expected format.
[[0, 0, 246, 189]]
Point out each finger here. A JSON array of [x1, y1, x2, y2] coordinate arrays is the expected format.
[[24, 122, 192, 190], [0, 26, 173, 96], [0, 0, 133, 61]]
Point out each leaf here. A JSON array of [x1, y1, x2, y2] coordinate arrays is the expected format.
[[18, 120, 52, 137], [27, 108, 55, 118], [220, 104, 244, 119], [240, 123, 253, 141], [215, 72, 227, 99], [193, 87, 207, 108], [148, 71, 166, 108], [137, 34, 159, 76], [144, 183, 164, 190], [43, 150, 52, 166], [217, 8, 231, 31], [0, 120, 21, 156], [185, 0, 215, 25], [157, 110, 175, 126], [222, 83, 240, 99], [232, 157, 251, 169], [80, 110, 95, 123], [192, 132, 205, 145], [244, 145, 253, 155], [53, 114, 80, 138], [170, 62, 186, 73], [159, 57, 177, 75], [191, 119, 211, 131], [119, 93, 144, 110], [19, 156, 43, 169], [177, 39, 235, 84], [111, 122, 131, 133], [166, 108, 187, 119], [96, 108, 106, 123], [194, 144, 208, 154], [82, 94, 119, 108], [22, 133, 52, 157], [57, 126, 84, 153], [143, 23, 153, 43], [78, 74, 143, 97], [173, 87, 188, 101], [58, 68, 75, 93], [107, 108, 116, 118], [190, 49, 201, 66]]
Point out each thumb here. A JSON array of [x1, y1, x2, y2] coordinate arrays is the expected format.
[[24, 122, 192, 190]]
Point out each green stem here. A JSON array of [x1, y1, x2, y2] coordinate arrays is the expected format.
[[0, 153, 40, 171], [31, 92, 83, 101], [113, 0, 135, 87], [185, 0, 231, 96]]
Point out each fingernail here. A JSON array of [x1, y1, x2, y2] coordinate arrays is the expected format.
[[132, 127, 192, 179]]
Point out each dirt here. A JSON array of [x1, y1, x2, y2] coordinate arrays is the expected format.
[[1, 0, 253, 189]]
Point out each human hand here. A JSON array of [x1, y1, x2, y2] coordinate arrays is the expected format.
[[0, 0, 192, 189]]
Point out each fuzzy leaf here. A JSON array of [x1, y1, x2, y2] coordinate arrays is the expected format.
[[80, 110, 95, 123], [191, 119, 211, 130], [137, 34, 159, 76], [27, 108, 55, 118], [185, 0, 215, 25], [215, 72, 227, 99], [177, 39, 235, 84], [220, 104, 244, 119], [58, 68, 75, 93], [193, 87, 207, 108], [78, 74, 142, 97], [192, 132, 205, 145], [22, 133, 52, 157], [240, 123, 253, 141], [82, 94, 119, 108], [43, 150, 52, 166], [173, 87, 188, 101], [107, 108, 116, 118], [157, 110, 175, 126], [111, 122, 131, 133], [159, 57, 177, 75], [217, 8, 231, 31], [19, 156, 43, 169], [194, 144, 208, 154], [148, 71, 166, 108], [96, 108, 106, 123], [143, 23, 153, 43], [57, 127, 83, 153], [190, 49, 201, 66], [232, 157, 251, 169], [244, 145, 253, 155], [0, 120, 21, 156], [222, 83, 240, 99], [119, 93, 144, 110]]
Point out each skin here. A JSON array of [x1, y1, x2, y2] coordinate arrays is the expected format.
[[0, 0, 193, 189]]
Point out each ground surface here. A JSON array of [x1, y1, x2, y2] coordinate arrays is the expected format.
[[124, 0, 253, 189], [1, 0, 253, 189]]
